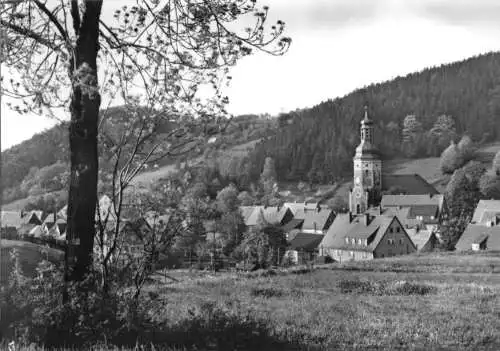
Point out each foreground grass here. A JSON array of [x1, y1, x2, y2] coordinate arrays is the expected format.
[[143, 252, 500, 350], [2, 252, 500, 350]]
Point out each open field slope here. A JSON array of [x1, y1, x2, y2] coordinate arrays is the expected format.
[[0, 239, 64, 285], [140, 252, 500, 350]]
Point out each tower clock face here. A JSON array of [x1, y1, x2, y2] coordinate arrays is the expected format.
[[355, 176, 361, 185], [355, 188, 362, 198]]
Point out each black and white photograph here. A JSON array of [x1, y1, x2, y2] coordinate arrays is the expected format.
[[1, 0, 500, 349]]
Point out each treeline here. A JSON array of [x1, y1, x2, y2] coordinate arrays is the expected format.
[[250, 51, 500, 183]]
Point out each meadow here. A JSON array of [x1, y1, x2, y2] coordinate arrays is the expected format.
[[131, 252, 500, 351], [1, 250, 500, 350]]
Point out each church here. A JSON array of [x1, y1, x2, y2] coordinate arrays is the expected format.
[[319, 107, 442, 261]]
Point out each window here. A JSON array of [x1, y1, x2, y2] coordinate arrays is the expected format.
[[358, 239, 362, 245], [389, 228, 393, 233], [396, 227, 400, 233], [400, 238, 404, 245], [430, 216, 435, 220], [345, 237, 349, 244], [351, 238, 356, 245], [388, 239, 394, 245], [350, 251, 354, 257]]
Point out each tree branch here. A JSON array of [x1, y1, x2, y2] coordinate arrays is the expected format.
[[0, 19, 68, 59]]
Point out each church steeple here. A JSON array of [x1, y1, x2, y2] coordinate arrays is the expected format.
[[349, 105, 382, 214], [360, 105, 374, 145]]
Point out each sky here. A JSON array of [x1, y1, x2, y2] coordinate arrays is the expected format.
[[3, 0, 500, 150]]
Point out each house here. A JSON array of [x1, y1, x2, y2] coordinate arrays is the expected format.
[[283, 202, 320, 219], [301, 208, 335, 234], [380, 194, 445, 231], [454, 200, 500, 251], [318, 213, 416, 262], [455, 224, 500, 251], [245, 206, 294, 227], [470, 200, 500, 225], [284, 233, 324, 264]]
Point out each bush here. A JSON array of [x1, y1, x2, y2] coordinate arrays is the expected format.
[[250, 287, 284, 298], [338, 279, 437, 296], [0, 254, 156, 349]]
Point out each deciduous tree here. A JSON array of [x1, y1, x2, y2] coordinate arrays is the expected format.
[[1, 0, 290, 282]]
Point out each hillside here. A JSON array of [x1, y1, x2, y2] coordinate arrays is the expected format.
[[250, 51, 500, 183], [1, 108, 274, 208]]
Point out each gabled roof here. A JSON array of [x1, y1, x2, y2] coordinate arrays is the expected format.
[[319, 214, 398, 252], [29, 225, 45, 237], [456, 224, 500, 251], [406, 229, 435, 250], [289, 233, 324, 251], [471, 200, 500, 224], [1, 211, 24, 229], [367, 207, 422, 229], [246, 206, 292, 226], [284, 202, 319, 216], [302, 209, 335, 231], [240, 206, 260, 225], [282, 218, 304, 232], [382, 174, 439, 195]]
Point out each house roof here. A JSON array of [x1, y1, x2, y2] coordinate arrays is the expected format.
[[1, 211, 24, 229], [302, 209, 335, 231], [319, 214, 397, 252], [246, 206, 292, 226], [471, 200, 500, 224], [289, 233, 325, 251], [406, 229, 435, 250], [284, 202, 319, 216], [381, 194, 444, 209], [282, 218, 304, 232], [455, 224, 500, 251], [382, 174, 439, 195], [408, 205, 439, 219], [240, 206, 260, 225]]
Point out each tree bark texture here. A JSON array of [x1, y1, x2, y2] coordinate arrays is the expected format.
[[65, 1, 103, 284]]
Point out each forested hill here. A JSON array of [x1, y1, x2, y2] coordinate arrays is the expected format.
[[249, 51, 500, 183], [1, 108, 274, 205]]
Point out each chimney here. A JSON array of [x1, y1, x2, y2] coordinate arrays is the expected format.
[[364, 213, 371, 226], [379, 205, 383, 215]]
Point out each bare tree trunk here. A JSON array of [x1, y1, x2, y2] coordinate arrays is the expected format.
[[65, 1, 102, 288]]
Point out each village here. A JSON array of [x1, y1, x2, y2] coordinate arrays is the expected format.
[[2, 107, 498, 269]]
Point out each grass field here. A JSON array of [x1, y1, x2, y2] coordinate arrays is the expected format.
[[0, 239, 64, 285], [134, 252, 500, 350]]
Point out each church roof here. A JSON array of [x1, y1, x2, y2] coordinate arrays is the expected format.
[[382, 174, 439, 195], [361, 106, 373, 126]]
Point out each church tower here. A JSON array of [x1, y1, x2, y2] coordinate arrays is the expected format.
[[349, 106, 382, 214]]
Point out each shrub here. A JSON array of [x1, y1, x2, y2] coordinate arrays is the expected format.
[[250, 287, 284, 298], [338, 279, 437, 296]]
